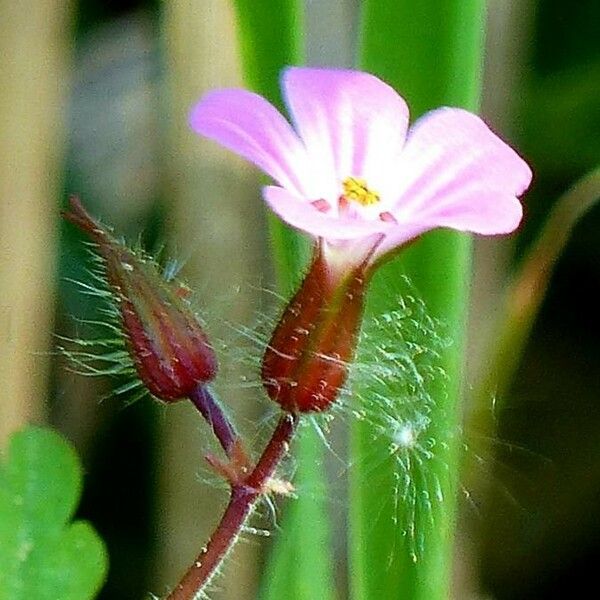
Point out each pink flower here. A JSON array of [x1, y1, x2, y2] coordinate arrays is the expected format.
[[190, 67, 531, 276]]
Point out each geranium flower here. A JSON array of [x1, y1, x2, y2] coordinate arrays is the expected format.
[[189, 67, 532, 413], [190, 67, 532, 278]]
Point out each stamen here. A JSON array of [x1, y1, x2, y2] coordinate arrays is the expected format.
[[311, 199, 331, 213], [379, 211, 397, 223], [341, 177, 380, 206]]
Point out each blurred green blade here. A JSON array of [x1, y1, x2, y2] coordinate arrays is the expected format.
[[258, 428, 335, 600], [474, 165, 600, 411], [232, 0, 302, 113], [350, 2, 485, 599], [231, 2, 335, 599], [0, 427, 108, 600]]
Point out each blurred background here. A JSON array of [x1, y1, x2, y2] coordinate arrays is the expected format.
[[0, 0, 598, 598]]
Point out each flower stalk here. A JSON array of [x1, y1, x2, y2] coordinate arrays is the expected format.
[[167, 412, 298, 600], [189, 385, 239, 457]]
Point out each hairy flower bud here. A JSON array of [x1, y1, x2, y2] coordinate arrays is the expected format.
[[63, 196, 217, 402], [261, 244, 369, 412]]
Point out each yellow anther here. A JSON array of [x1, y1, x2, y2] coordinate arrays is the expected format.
[[342, 177, 380, 206]]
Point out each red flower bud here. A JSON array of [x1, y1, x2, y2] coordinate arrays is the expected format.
[[261, 244, 369, 412], [63, 197, 217, 402]]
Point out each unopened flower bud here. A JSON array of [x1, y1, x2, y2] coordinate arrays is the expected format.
[[261, 245, 369, 412], [63, 196, 217, 402]]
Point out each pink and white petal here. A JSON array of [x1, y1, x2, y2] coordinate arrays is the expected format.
[[189, 89, 316, 197], [282, 67, 410, 197], [418, 189, 523, 234], [263, 186, 391, 240], [390, 108, 532, 226], [373, 191, 523, 261]]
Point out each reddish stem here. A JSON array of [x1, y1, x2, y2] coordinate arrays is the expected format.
[[167, 412, 298, 600], [189, 385, 238, 457]]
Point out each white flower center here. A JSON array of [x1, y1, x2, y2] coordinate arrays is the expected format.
[[311, 176, 397, 224]]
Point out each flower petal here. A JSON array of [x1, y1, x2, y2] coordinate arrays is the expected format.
[[263, 186, 391, 240], [421, 191, 523, 234], [373, 196, 522, 260], [282, 67, 410, 198], [391, 108, 532, 233], [189, 89, 314, 196]]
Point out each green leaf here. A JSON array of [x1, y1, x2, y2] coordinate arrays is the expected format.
[[231, 2, 335, 599], [0, 427, 108, 600], [350, 2, 485, 599]]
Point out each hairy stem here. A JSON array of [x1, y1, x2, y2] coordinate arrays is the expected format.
[[167, 412, 299, 600], [189, 385, 239, 457]]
